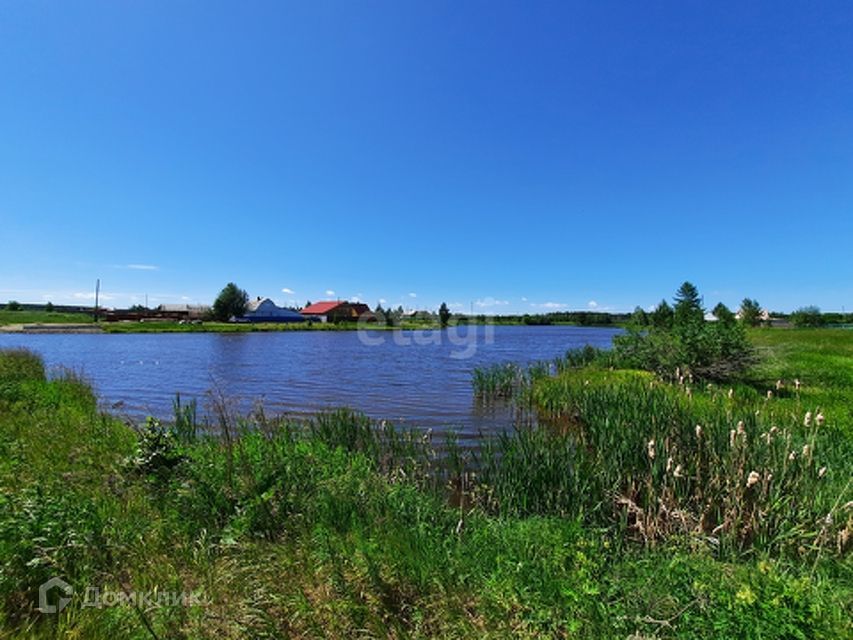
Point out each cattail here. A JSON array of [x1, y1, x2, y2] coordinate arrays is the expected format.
[[804, 411, 812, 427], [746, 471, 760, 488], [818, 466, 827, 479], [730, 429, 737, 448], [695, 424, 703, 438], [766, 390, 773, 400], [674, 464, 684, 478], [776, 379, 783, 391], [647, 439, 656, 460], [815, 412, 825, 427]]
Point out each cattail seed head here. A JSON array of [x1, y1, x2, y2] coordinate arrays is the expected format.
[[730, 429, 737, 448], [818, 466, 827, 478], [766, 390, 773, 400], [647, 439, 656, 460], [788, 451, 797, 461], [804, 411, 812, 427], [695, 424, 703, 438], [815, 412, 825, 427], [776, 379, 783, 390], [746, 471, 760, 488]]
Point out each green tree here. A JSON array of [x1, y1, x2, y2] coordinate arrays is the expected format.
[[673, 281, 704, 328], [212, 283, 249, 321], [712, 302, 735, 323], [630, 306, 648, 327], [650, 300, 673, 329], [439, 302, 451, 328], [739, 298, 762, 327], [44, 302, 54, 313], [791, 306, 824, 328], [5, 301, 21, 311]]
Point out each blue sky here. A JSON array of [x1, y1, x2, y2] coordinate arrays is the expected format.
[[1, 1, 851, 314]]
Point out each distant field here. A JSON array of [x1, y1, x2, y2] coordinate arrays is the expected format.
[[0, 310, 93, 325]]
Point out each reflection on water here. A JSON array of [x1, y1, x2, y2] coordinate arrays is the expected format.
[[0, 325, 621, 437]]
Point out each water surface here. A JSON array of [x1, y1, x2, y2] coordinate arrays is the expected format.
[[0, 326, 621, 436]]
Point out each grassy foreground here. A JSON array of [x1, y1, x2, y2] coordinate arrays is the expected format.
[[0, 330, 851, 638]]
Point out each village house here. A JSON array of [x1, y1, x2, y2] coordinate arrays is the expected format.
[[300, 301, 375, 323], [239, 297, 304, 323]]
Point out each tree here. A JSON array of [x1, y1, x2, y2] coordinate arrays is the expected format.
[[5, 301, 21, 311], [673, 281, 704, 328], [712, 302, 735, 323], [44, 302, 54, 313], [212, 283, 248, 321], [739, 298, 762, 327], [439, 302, 451, 328], [613, 283, 755, 381], [791, 306, 824, 328], [651, 300, 673, 329], [630, 306, 648, 327]]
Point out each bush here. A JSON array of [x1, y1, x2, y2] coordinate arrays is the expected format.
[[613, 282, 756, 381], [791, 306, 825, 328]]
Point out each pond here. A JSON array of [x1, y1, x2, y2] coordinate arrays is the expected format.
[[0, 325, 621, 437]]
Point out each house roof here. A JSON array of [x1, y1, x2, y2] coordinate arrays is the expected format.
[[301, 301, 344, 315], [245, 297, 272, 312]]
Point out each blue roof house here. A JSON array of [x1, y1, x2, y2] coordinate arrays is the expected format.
[[238, 297, 305, 323]]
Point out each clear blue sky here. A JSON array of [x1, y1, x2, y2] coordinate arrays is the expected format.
[[1, 1, 851, 314]]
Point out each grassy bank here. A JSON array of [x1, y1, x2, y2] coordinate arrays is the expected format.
[[0, 330, 850, 638], [0, 310, 93, 325]]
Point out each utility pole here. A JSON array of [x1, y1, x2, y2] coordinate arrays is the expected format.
[[94, 279, 100, 322]]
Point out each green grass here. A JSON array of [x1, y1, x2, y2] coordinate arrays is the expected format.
[[0, 310, 93, 325], [0, 330, 851, 638]]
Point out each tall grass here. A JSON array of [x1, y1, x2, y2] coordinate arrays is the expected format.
[[1, 347, 850, 638]]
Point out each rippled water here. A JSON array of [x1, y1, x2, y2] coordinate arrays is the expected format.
[[0, 325, 621, 436]]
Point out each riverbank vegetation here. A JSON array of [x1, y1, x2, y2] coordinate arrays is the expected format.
[[1, 323, 851, 637]]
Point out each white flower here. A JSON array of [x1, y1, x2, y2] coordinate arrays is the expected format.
[[674, 464, 685, 478], [746, 471, 760, 488], [728, 388, 734, 399], [818, 466, 827, 479], [815, 412, 825, 427], [695, 424, 703, 438], [730, 429, 737, 448], [766, 390, 773, 400], [794, 378, 801, 390], [647, 439, 656, 460], [776, 379, 783, 391], [788, 451, 797, 462], [804, 411, 813, 427]]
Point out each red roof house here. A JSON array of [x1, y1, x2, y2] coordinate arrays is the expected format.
[[301, 301, 375, 323]]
